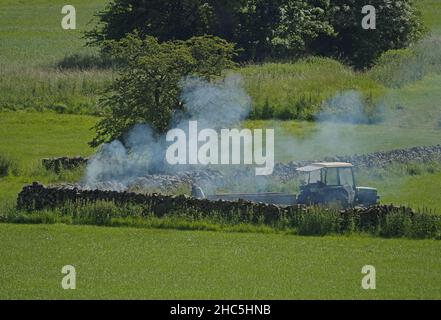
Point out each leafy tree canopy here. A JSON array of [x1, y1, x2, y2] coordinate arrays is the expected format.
[[87, 0, 425, 67], [86, 0, 333, 61], [312, 0, 426, 68], [90, 34, 237, 147]]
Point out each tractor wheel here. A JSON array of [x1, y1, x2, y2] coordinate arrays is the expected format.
[[297, 193, 315, 206], [324, 191, 349, 210]]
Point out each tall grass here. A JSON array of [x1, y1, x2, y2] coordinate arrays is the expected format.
[[369, 35, 441, 88], [1, 56, 386, 119], [2, 200, 440, 239], [0, 65, 113, 114], [241, 57, 386, 120], [0, 155, 16, 177]]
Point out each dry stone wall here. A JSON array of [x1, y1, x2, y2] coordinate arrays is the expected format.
[[273, 144, 441, 180], [43, 144, 441, 175], [17, 182, 412, 225]]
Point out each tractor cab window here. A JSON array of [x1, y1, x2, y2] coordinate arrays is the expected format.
[[309, 170, 322, 184], [325, 168, 339, 185], [339, 168, 355, 189]]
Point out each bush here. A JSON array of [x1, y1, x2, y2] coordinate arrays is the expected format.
[[87, 1, 424, 67], [86, 0, 333, 62]]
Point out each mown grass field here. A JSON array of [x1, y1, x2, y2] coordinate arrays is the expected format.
[[0, 0, 112, 113], [0, 112, 96, 204], [0, 223, 440, 300]]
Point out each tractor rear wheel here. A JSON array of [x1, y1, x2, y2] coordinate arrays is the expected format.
[[324, 191, 349, 210]]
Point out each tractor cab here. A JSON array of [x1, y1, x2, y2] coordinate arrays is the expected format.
[[297, 162, 357, 208], [296, 162, 379, 208]]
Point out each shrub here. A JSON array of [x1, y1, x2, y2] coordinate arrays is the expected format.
[[86, 0, 333, 62], [87, 0, 424, 67]]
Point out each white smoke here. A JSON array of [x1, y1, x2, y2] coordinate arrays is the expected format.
[[180, 75, 252, 128], [82, 74, 252, 190]]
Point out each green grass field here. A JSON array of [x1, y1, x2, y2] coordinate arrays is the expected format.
[[0, 223, 440, 299], [0, 112, 96, 203], [417, 0, 441, 33]]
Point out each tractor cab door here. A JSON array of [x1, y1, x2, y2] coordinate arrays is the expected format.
[[323, 167, 356, 205], [337, 167, 356, 205]]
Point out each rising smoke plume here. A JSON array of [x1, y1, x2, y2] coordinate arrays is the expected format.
[[83, 74, 252, 191]]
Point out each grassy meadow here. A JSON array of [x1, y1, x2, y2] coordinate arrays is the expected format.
[[0, 112, 96, 204], [0, 223, 440, 299]]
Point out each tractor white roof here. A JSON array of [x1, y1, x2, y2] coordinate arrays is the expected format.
[[297, 162, 353, 172]]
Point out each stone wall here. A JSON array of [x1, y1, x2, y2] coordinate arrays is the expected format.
[[273, 144, 441, 180], [42, 144, 441, 176], [17, 183, 411, 225]]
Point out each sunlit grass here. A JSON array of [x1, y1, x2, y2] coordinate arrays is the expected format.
[[0, 223, 440, 299]]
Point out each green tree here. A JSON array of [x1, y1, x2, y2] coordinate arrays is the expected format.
[[312, 0, 426, 68], [86, 0, 333, 61], [90, 34, 237, 147], [87, 0, 424, 67], [271, 0, 334, 58], [86, 0, 217, 45]]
